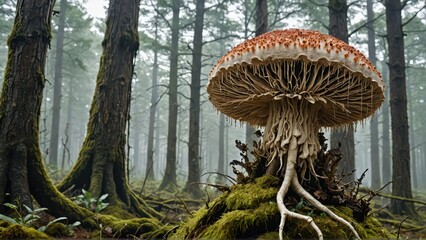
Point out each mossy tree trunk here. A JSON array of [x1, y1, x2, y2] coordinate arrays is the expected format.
[[0, 0, 95, 224], [57, 0, 160, 219]]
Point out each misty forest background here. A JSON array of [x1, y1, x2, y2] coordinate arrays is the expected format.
[[0, 0, 425, 218]]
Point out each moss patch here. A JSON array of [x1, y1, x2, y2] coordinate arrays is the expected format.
[[171, 176, 395, 239], [97, 213, 169, 238], [0, 222, 50, 239]]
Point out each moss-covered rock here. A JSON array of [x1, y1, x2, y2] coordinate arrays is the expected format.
[[0, 221, 50, 239], [171, 175, 395, 239]]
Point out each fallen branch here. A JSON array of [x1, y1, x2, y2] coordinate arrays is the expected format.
[[377, 218, 425, 231], [361, 190, 426, 205]]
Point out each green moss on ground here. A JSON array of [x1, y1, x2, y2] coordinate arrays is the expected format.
[[172, 175, 395, 239], [0, 221, 50, 239], [97, 212, 171, 239]]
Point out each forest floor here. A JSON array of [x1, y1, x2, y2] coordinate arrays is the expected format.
[[134, 179, 426, 239], [1, 173, 425, 239]]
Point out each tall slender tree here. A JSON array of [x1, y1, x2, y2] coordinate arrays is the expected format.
[[184, 0, 206, 198], [381, 59, 391, 191], [58, 0, 159, 218], [48, 0, 67, 168], [245, 0, 267, 154], [158, 0, 181, 191], [145, 14, 160, 181], [328, 0, 355, 183], [367, 0, 381, 189], [385, 0, 417, 217]]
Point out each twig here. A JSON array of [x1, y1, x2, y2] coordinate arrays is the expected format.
[[201, 171, 237, 184], [204, 189, 210, 209], [367, 204, 389, 217], [351, 168, 368, 199], [139, 162, 154, 196], [175, 194, 194, 218], [397, 216, 408, 240], [361, 177, 398, 201], [163, 225, 180, 239], [374, 192, 426, 205], [191, 182, 230, 192]]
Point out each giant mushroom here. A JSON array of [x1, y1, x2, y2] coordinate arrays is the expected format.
[[207, 29, 384, 239]]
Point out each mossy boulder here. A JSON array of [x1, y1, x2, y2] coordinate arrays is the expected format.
[[171, 175, 395, 239], [0, 221, 50, 239]]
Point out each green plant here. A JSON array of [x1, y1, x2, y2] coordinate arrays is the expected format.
[[0, 203, 48, 227], [73, 189, 109, 213], [0, 202, 80, 234]]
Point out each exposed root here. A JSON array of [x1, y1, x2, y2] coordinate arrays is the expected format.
[[277, 136, 323, 240], [292, 173, 360, 239]]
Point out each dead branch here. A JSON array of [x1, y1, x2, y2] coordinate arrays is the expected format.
[[175, 194, 194, 218], [201, 171, 237, 184], [191, 182, 230, 193]]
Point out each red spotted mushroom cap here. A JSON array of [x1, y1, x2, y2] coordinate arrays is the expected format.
[[207, 29, 384, 128]]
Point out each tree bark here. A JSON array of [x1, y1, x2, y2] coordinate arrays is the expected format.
[[58, 0, 160, 218], [158, 0, 180, 191], [385, 0, 417, 217], [255, 0, 268, 36], [0, 0, 96, 225], [217, 113, 225, 183], [184, 0, 205, 198], [48, 0, 66, 168], [367, 0, 381, 190], [407, 86, 417, 189], [328, 0, 355, 183]]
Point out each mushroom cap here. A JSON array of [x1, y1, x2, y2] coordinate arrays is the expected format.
[[207, 29, 384, 128]]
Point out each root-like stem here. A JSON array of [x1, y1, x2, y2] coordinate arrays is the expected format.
[[277, 136, 323, 240], [291, 174, 360, 239]]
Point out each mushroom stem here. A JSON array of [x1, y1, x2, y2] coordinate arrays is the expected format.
[[263, 99, 321, 178], [277, 136, 323, 240], [291, 174, 361, 239]]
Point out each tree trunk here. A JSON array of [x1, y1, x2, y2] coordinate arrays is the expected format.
[[64, 82, 74, 168], [407, 86, 417, 189], [158, 0, 180, 191], [48, 0, 66, 168], [217, 113, 225, 183], [58, 0, 160, 218], [255, 0, 268, 36], [381, 60, 391, 191], [367, 0, 381, 189], [133, 121, 141, 175], [385, 0, 417, 217], [146, 18, 159, 181], [184, 0, 205, 198], [0, 0, 97, 225], [246, 0, 268, 158], [328, 0, 355, 183]]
